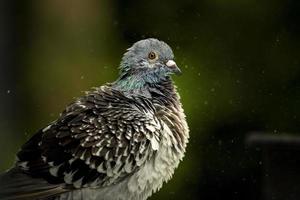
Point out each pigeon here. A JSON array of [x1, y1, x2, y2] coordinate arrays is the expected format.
[[0, 38, 189, 200]]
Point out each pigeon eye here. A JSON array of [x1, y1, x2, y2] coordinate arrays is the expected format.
[[148, 51, 157, 60]]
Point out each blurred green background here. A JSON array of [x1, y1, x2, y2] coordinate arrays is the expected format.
[[0, 0, 300, 199]]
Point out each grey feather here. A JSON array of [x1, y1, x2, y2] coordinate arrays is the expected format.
[[0, 168, 67, 200]]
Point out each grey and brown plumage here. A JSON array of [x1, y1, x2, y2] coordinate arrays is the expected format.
[[0, 38, 189, 200]]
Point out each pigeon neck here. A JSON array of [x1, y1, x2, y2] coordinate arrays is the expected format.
[[113, 74, 147, 92], [113, 74, 174, 98]]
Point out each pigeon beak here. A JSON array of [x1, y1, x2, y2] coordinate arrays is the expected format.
[[166, 60, 182, 75]]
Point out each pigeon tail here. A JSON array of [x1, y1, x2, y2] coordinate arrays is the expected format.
[[0, 167, 67, 200]]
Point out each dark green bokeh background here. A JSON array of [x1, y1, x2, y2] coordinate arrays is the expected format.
[[0, 0, 300, 199]]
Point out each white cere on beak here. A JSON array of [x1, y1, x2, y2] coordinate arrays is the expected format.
[[166, 60, 176, 67]]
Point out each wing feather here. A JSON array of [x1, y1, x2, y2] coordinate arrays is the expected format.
[[16, 85, 161, 192]]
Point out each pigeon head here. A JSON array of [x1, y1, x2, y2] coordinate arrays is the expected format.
[[115, 38, 181, 92]]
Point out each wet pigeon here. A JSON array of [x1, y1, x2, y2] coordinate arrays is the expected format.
[[0, 38, 189, 200]]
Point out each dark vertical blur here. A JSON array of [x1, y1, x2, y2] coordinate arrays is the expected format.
[[1, 1, 300, 200], [0, 1, 30, 169], [0, 1, 16, 121]]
